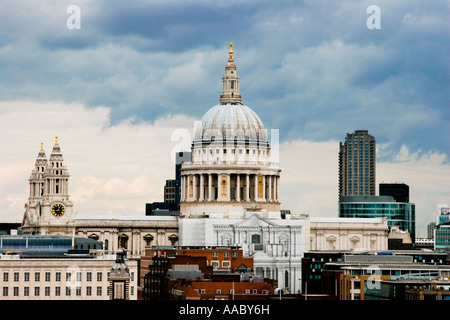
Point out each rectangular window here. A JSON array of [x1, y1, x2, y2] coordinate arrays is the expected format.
[[87, 272, 92, 282], [66, 286, 71, 296], [13, 287, 19, 296], [35, 273, 40, 282], [45, 287, 50, 296], [24, 272, 30, 282], [14, 272, 19, 282], [45, 272, 51, 282], [56, 272, 61, 282], [3, 287, 8, 296], [3, 273, 8, 282], [55, 287, 61, 296], [87, 286, 92, 296], [34, 287, 40, 296], [97, 287, 102, 296], [97, 272, 102, 282]]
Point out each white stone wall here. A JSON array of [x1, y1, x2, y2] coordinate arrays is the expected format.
[[0, 254, 138, 300], [309, 217, 389, 251], [179, 212, 307, 294]]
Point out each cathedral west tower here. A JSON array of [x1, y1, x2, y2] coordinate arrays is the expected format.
[[22, 137, 74, 235]]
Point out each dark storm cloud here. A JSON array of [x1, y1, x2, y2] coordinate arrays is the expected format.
[[0, 0, 448, 160]]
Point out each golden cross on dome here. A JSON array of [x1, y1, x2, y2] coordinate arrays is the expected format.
[[228, 41, 234, 62], [55, 136, 58, 144], [40, 141, 44, 151]]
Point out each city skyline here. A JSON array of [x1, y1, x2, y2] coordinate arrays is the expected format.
[[0, 1, 448, 237]]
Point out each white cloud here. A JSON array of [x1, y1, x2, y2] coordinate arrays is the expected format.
[[0, 100, 195, 221], [278, 139, 449, 237], [0, 100, 448, 238]]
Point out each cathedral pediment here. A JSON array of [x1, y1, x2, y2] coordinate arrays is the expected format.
[[231, 214, 277, 228]]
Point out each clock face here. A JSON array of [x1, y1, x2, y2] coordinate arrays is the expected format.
[[52, 204, 65, 217]]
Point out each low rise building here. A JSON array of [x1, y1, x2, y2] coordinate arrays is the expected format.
[[0, 235, 138, 300], [140, 247, 276, 300], [302, 249, 450, 300], [308, 217, 389, 251]]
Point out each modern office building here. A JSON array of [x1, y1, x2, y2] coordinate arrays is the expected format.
[[434, 204, 450, 252], [379, 183, 409, 203], [145, 152, 191, 215], [302, 250, 450, 299], [435, 222, 450, 252], [325, 254, 450, 300], [339, 195, 416, 242], [338, 130, 376, 201]]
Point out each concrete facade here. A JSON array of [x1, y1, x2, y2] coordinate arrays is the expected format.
[[309, 217, 389, 251], [0, 253, 138, 300]]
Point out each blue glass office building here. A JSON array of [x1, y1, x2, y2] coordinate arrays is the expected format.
[[339, 195, 415, 242], [435, 222, 450, 252]]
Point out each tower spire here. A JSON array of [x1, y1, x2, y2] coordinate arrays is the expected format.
[[220, 41, 242, 104], [228, 41, 234, 62]]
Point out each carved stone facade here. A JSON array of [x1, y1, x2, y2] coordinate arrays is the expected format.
[[73, 216, 179, 259], [21, 140, 179, 259], [179, 212, 307, 293], [309, 217, 389, 251]]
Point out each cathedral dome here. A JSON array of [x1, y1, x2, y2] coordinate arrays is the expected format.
[[194, 103, 267, 143], [193, 42, 267, 144]]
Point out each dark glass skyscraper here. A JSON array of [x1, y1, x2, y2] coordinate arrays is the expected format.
[[339, 130, 376, 201]]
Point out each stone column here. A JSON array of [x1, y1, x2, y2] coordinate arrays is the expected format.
[[268, 175, 272, 201], [276, 176, 280, 201], [245, 174, 250, 201], [262, 175, 266, 201], [180, 175, 184, 201], [227, 174, 231, 200], [236, 174, 241, 201], [193, 174, 197, 201], [208, 173, 212, 201], [254, 175, 258, 200], [199, 174, 204, 201]]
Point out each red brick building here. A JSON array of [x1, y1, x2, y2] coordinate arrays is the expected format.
[[140, 246, 253, 287], [139, 246, 276, 300]]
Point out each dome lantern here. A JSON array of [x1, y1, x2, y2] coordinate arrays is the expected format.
[[220, 41, 242, 104]]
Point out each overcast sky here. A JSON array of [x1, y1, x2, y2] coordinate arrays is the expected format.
[[0, 0, 448, 236]]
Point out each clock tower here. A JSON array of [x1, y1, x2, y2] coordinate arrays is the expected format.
[[22, 137, 74, 235]]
